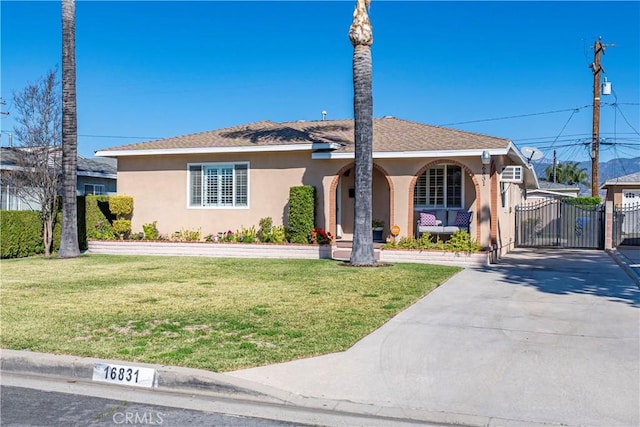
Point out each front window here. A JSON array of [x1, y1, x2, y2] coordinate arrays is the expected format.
[[84, 184, 106, 195], [414, 164, 463, 209], [188, 163, 248, 208]]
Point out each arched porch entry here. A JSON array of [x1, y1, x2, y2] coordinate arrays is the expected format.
[[408, 159, 482, 243], [329, 163, 393, 241]]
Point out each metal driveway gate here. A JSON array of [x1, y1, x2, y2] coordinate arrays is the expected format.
[[515, 199, 604, 249], [613, 202, 640, 246]]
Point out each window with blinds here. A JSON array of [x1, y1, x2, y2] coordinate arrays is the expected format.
[[414, 164, 463, 209], [188, 163, 249, 208]]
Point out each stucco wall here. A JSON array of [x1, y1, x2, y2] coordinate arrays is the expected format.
[[117, 152, 326, 237], [115, 152, 514, 249], [493, 158, 528, 256]]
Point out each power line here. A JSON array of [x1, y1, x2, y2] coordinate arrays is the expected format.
[[513, 132, 637, 142], [437, 105, 591, 126], [79, 134, 161, 140], [547, 108, 580, 150], [612, 102, 640, 136]]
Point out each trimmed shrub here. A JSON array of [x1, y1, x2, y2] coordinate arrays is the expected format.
[[258, 217, 273, 242], [258, 217, 287, 244], [0, 211, 44, 258], [108, 196, 133, 218], [112, 219, 132, 240], [172, 228, 201, 242], [287, 185, 315, 244], [446, 230, 483, 253], [85, 195, 116, 240], [2, 196, 89, 258], [142, 221, 160, 240], [382, 230, 481, 253]]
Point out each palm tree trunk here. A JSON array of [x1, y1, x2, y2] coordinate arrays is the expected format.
[[349, 0, 375, 265], [59, 0, 80, 258]]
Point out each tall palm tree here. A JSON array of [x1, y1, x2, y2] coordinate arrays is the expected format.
[[561, 162, 589, 187], [349, 0, 375, 266], [59, 0, 80, 258], [544, 161, 589, 187]]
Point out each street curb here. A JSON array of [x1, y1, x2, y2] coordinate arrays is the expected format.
[[0, 349, 283, 403], [607, 249, 640, 287], [0, 349, 567, 427]]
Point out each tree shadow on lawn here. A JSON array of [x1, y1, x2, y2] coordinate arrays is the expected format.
[[477, 249, 639, 308]]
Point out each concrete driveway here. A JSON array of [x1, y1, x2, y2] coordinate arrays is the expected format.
[[229, 248, 640, 426]]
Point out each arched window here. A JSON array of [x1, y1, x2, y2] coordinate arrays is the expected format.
[[414, 164, 463, 209]]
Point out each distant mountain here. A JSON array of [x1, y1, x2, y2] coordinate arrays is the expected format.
[[532, 157, 640, 195]]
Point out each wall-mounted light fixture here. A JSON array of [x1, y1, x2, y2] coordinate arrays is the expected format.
[[481, 150, 491, 185]]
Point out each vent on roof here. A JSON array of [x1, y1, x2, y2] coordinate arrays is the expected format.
[[501, 166, 523, 183], [382, 115, 394, 119]]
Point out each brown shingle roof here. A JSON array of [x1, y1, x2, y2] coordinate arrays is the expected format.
[[98, 117, 510, 153]]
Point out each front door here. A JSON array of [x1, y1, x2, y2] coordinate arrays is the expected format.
[[335, 166, 390, 241]]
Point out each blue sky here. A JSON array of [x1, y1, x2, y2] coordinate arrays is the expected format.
[[1, 1, 639, 165]]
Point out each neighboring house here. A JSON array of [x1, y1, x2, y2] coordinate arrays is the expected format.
[[601, 172, 640, 246], [77, 156, 118, 196], [0, 147, 117, 210], [525, 180, 580, 201], [95, 117, 538, 256], [601, 172, 640, 207]]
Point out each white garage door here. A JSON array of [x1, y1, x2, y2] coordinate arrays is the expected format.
[[622, 189, 640, 207]]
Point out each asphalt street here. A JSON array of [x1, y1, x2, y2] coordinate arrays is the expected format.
[[1, 385, 305, 427], [0, 373, 436, 427]]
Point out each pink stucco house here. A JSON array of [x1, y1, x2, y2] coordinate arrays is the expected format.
[[96, 117, 538, 256]]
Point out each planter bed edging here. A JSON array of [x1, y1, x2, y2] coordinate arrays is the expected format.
[[88, 240, 332, 260], [88, 241, 489, 267], [380, 249, 490, 268]]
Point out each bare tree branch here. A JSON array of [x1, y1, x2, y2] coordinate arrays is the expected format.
[[3, 69, 62, 255]]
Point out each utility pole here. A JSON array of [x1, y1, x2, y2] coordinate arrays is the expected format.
[[0, 99, 8, 147], [553, 150, 557, 183], [589, 37, 614, 197]]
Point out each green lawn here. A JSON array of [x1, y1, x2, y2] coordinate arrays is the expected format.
[[0, 255, 460, 372]]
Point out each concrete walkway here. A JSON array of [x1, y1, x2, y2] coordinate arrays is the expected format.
[[229, 248, 640, 427]]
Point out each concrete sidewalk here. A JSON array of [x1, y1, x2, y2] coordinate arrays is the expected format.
[[2, 248, 639, 426], [229, 248, 640, 427], [610, 245, 640, 285]]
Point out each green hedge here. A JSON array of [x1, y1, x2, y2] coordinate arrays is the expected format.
[[287, 185, 316, 244], [0, 211, 44, 258], [1, 196, 89, 259], [86, 195, 116, 240], [565, 196, 602, 207]]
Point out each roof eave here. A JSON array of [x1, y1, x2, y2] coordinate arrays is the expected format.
[[77, 171, 117, 179], [527, 189, 579, 198], [312, 148, 512, 160], [504, 142, 539, 189], [95, 144, 316, 158]]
